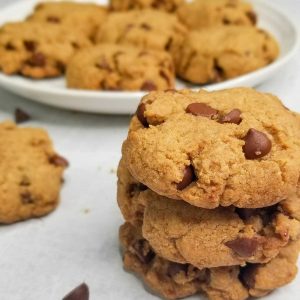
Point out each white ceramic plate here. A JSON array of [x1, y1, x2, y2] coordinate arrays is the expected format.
[[0, 0, 298, 114]]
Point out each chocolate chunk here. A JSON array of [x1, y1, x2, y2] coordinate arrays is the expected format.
[[21, 192, 34, 204], [62, 283, 89, 300], [47, 16, 60, 23], [49, 154, 69, 167], [186, 103, 218, 119], [140, 23, 151, 30], [141, 80, 157, 91], [131, 240, 155, 264], [219, 109, 242, 124], [27, 52, 46, 67], [239, 264, 258, 288], [24, 40, 36, 52], [246, 11, 257, 25], [243, 129, 272, 159], [136, 103, 148, 127], [225, 237, 259, 257], [15, 108, 31, 124], [167, 263, 188, 278], [235, 208, 257, 220], [177, 165, 196, 190]]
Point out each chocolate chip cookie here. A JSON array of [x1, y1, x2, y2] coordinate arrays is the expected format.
[[0, 21, 91, 78], [177, 0, 257, 30], [120, 222, 300, 300], [95, 9, 187, 57], [174, 26, 279, 84], [0, 121, 68, 224], [27, 1, 107, 39], [110, 0, 184, 12], [122, 88, 300, 209], [118, 158, 300, 268], [66, 44, 174, 91]]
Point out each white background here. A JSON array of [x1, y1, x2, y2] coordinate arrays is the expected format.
[[0, 0, 299, 299]]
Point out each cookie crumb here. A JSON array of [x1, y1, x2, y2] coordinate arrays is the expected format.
[[62, 283, 89, 300]]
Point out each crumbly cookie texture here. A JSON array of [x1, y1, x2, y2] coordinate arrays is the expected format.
[[177, 0, 256, 30], [27, 1, 107, 39], [118, 158, 300, 268], [109, 0, 184, 12], [66, 44, 175, 91], [174, 26, 279, 84], [0, 21, 91, 78], [0, 121, 68, 224], [120, 222, 300, 300], [122, 88, 300, 209], [95, 9, 187, 57]]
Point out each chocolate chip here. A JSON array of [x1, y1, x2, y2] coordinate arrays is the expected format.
[[246, 11, 257, 25], [141, 80, 157, 91], [136, 103, 148, 127], [27, 52, 46, 67], [49, 154, 69, 167], [47, 16, 60, 23], [96, 58, 112, 71], [243, 129, 272, 159], [140, 23, 151, 30], [21, 192, 34, 204], [239, 265, 258, 288], [177, 165, 196, 190], [186, 103, 218, 119], [131, 240, 155, 264], [62, 283, 89, 300], [24, 40, 36, 52], [5, 42, 15, 51], [219, 109, 242, 124], [225, 237, 259, 257], [235, 208, 257, 220], [15, 108, 31, 124], [167, 263, 188, 278]]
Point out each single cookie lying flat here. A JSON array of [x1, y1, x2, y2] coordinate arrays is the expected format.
[[0, 122, 68, 224], [122, 88, 300, 209], [177, 0, 256, 30], [66, 44, 175, 91], [109, 0, 184, 12], [27, 1, 107, 39], [174, 26, 279, 84], [118, 158, 300, 268], [0, 21, 91, 78], [120, 222, 300, 300], [95, 9, 187, 57]]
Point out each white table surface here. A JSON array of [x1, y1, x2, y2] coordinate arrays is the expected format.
[[0, 1, 299, 299]]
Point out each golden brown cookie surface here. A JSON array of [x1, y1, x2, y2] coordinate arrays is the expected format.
[[0, 122, 67, 224], [66, 44, 175, 91], [122, 88, 300, 209], [177, 0, 256, 30], [175, 26, 279, 84], [0, 21, 91, 78]]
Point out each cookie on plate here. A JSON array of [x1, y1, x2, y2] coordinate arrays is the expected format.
[[118, 158, 300, 268], [0, 21, 91, 78], [66, 44, 175, 91], [27, 1, 107, 39], [95, 9, 187, 57], [109, 0, 184, 12], [120, 222, 300, 300], [0, 121, 68, 224], [174, 26, 279, 84], [177, 0, 257, 30], [122, 88, 300, 209]]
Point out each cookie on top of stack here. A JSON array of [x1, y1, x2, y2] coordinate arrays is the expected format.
[[118, 87, 300, 300]]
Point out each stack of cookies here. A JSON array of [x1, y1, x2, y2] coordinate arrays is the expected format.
[[0, 0, 279, 91], [118, 87, 300, 300]]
